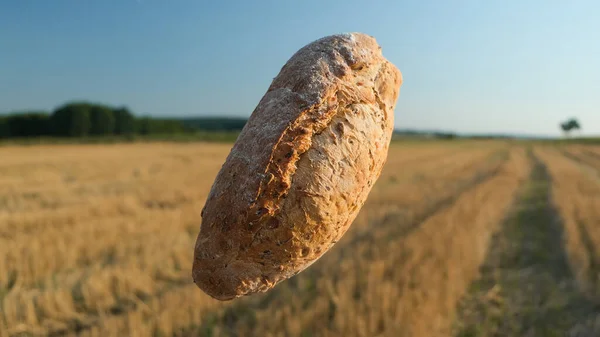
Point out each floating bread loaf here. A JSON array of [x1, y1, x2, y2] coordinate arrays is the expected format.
[[192, 32, 402, 301]]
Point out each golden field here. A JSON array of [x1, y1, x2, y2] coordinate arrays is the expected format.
[[1, 141, 600, 337]]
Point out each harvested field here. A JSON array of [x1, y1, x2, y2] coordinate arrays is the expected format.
[[537, 147, 600, 299], [1, 141, 600, 337], [453, 150, 597, 336]]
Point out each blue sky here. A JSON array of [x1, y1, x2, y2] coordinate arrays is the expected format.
[[1, 0, 598, 136]]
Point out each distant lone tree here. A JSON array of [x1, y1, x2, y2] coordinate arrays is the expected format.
[[560, 118, 581, 138]]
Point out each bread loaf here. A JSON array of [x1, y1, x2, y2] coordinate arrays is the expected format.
[[193, 32, 402, 300]]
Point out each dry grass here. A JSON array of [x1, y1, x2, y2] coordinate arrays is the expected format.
[[536, 147, 600, 299], [561, 145, 600, 169], [0, 140, 530, 337], [534, 146, 600, 336]]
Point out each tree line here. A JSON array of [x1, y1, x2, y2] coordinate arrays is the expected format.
[[0, 101, 247, 139]]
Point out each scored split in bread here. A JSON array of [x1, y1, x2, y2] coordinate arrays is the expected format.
[[193, 32, 403, 301]]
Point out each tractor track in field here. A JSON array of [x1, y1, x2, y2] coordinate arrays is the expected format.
[[559, 149, 600, 177], [558, 147, 600, 308], [583, 149, 600, 160], [452, 149, 600, 337]]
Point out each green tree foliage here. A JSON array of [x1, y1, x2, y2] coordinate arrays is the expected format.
[[136, 117, 187, 135], [136, 117, 152, 135], [0, 116, 10, 138], [560, 118, 581, 137], [0, 112, 50, 137], [1, 100, 201, 140], [179, 117, 247, 131], [51, 103, 93, 137], [70, 108, 91, 137], [113, 107, 136, 135], [90, 106, 115, 135]]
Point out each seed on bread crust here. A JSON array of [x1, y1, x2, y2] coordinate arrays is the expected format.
[[192, 32, 403, 301]]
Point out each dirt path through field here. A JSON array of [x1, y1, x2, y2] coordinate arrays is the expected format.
[[452, 150, 598, 337]]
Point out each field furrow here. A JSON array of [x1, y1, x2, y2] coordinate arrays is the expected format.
[[536, 148, 600, 296], [533, 147, 600, 336], [453, 149, 598, 336], [332, 151, 507, 256], [562, 146, 600, 169], [558, 147, 600, 177]]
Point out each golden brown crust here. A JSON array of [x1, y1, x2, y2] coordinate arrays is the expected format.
[[192, 32, 402, 300]]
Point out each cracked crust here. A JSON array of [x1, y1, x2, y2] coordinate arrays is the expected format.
[[192, 32, 403, 300]]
